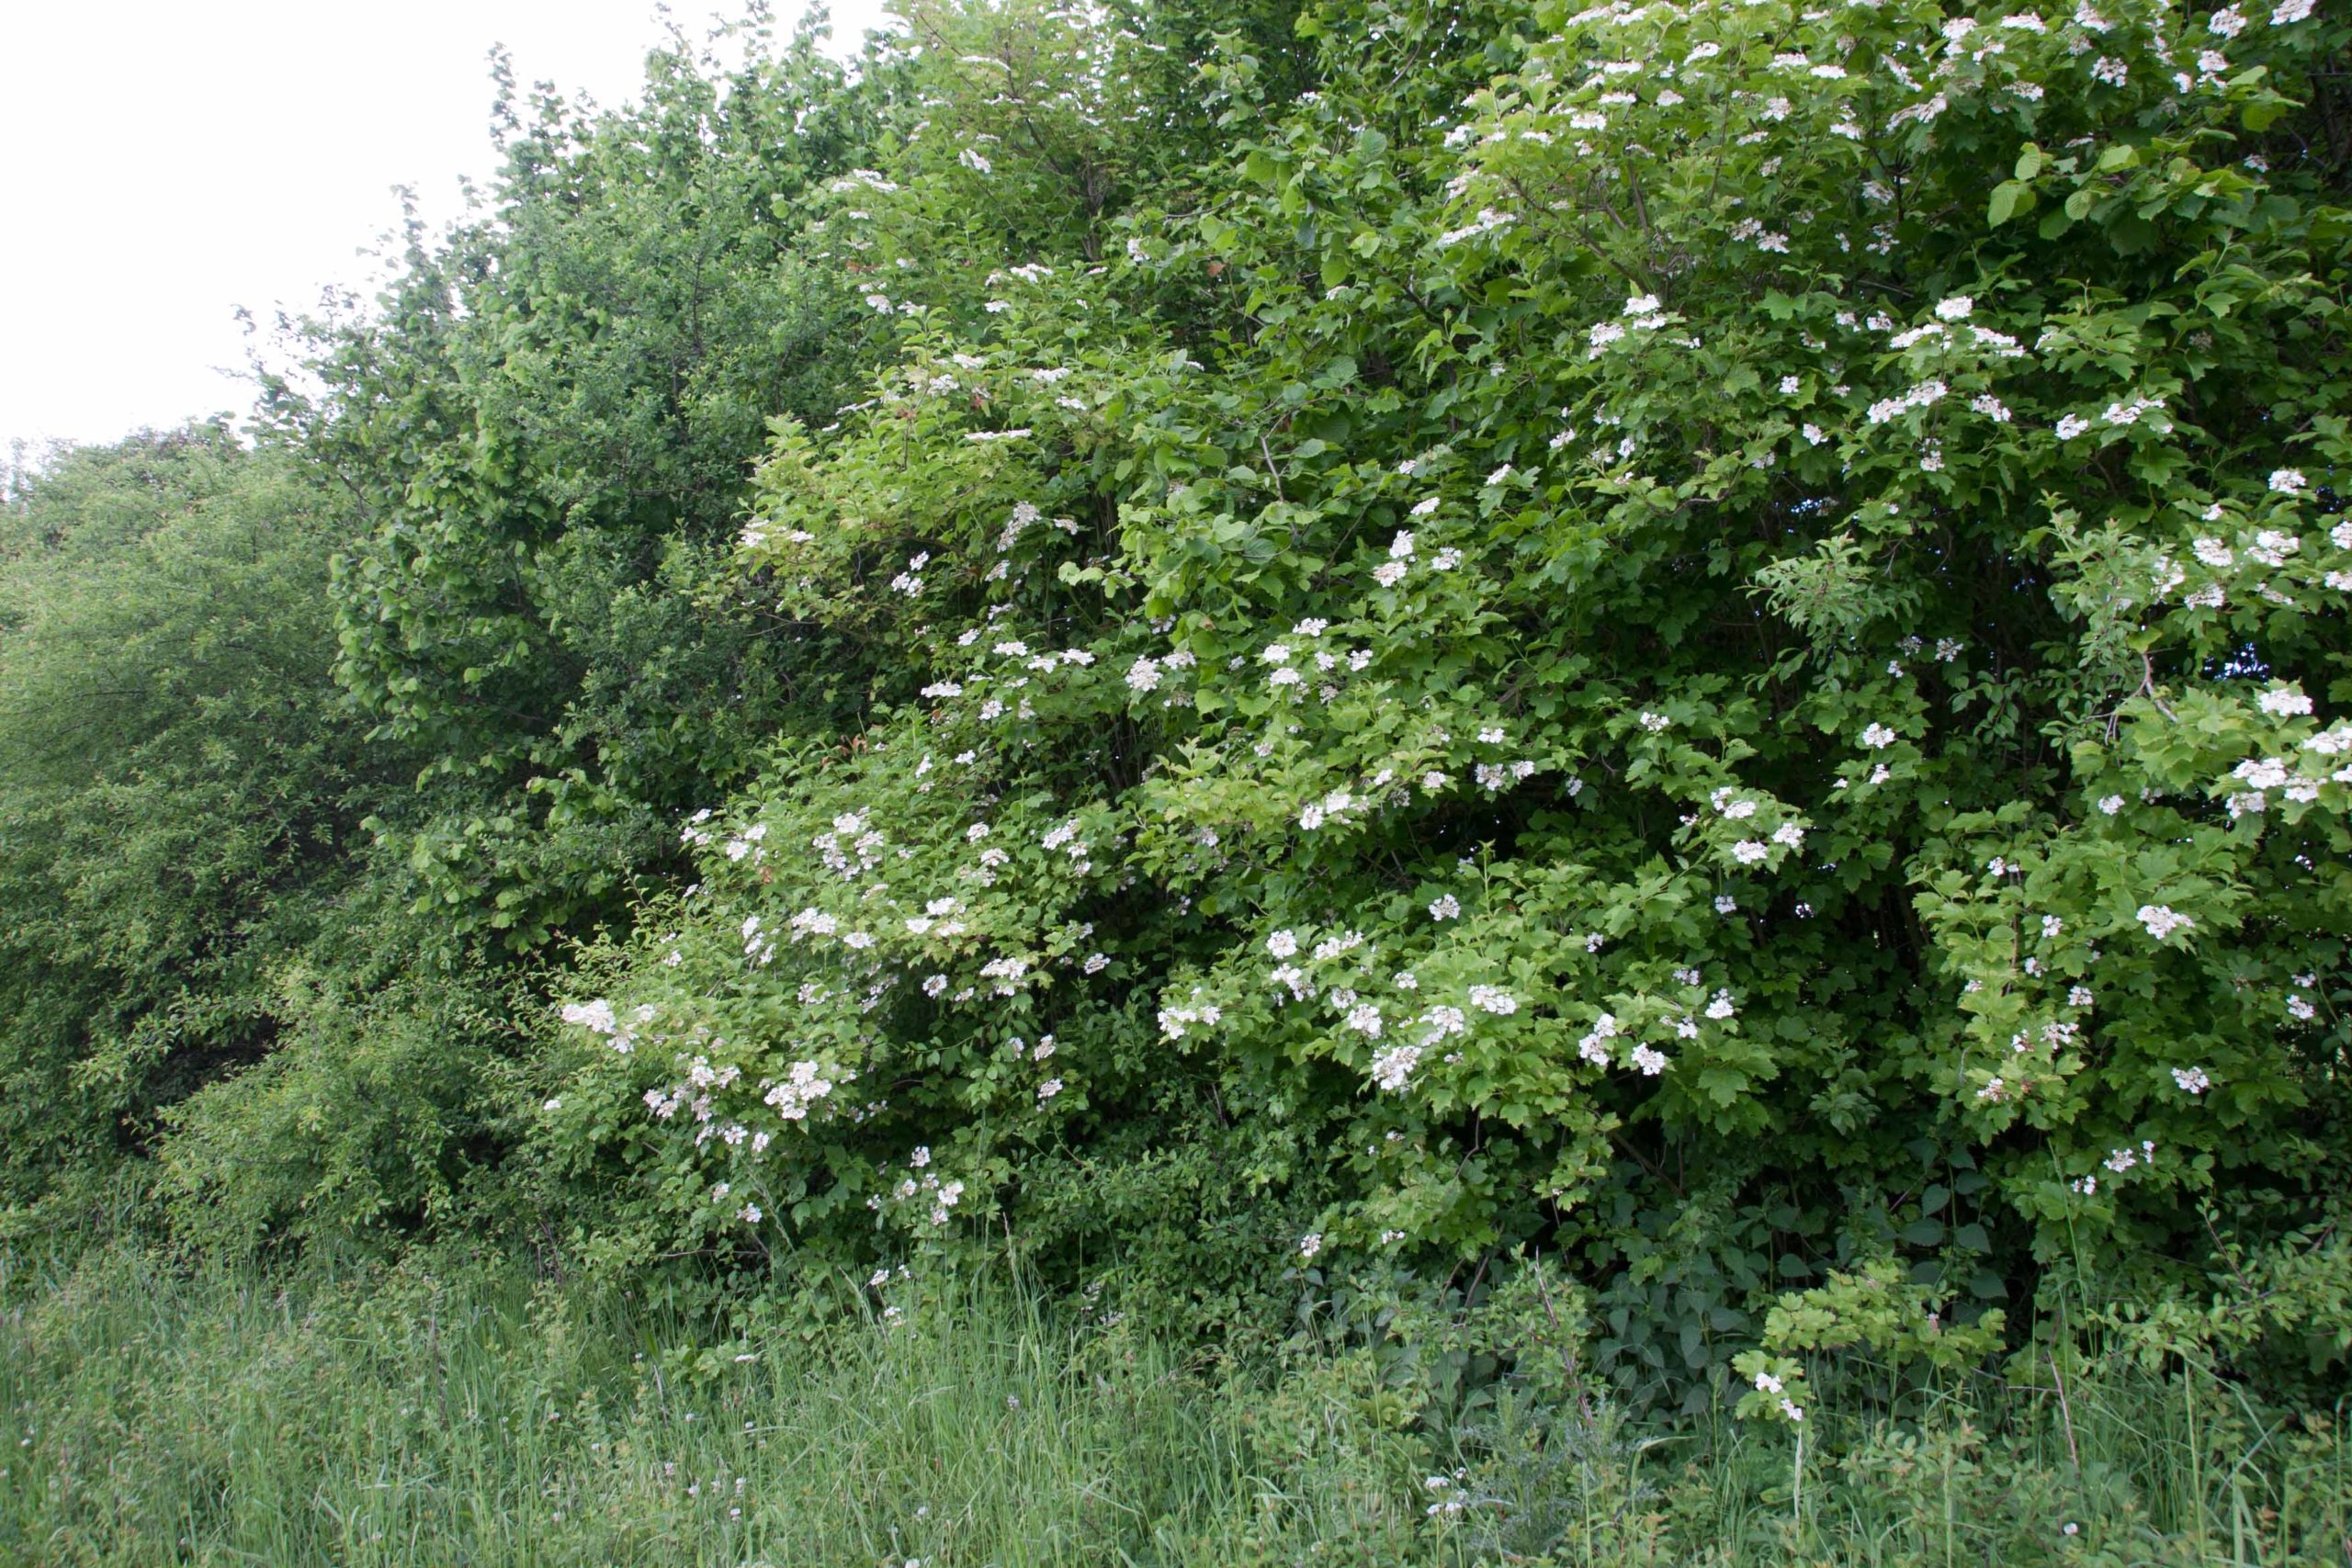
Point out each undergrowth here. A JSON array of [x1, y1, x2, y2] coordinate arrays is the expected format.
[[3, 1241, 2344, 1566]]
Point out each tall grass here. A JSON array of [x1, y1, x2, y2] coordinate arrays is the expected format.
[[3, 1243, 2346, 1566]]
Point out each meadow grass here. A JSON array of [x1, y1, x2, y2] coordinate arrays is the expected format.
[[2, 1242, 2345, 1566]]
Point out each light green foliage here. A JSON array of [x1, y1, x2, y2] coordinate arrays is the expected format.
[[0, 427, 378, 1209], [276, 11, 894, 952]]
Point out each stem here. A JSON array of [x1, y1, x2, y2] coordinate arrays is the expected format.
[[1793, 1422, 1805, 1535]]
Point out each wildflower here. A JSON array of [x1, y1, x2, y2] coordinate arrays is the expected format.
[[1298, 1233, 1323, 1259], [1861, 722, 1898, 749], [561, 999, 618, 1035], [2136, 904, 2195, 942], [1429, 894, 1462, 920], [2172, 1066, 2211, 1094], [1370, 1043, 1423, 1091], [1468, 986, 1518, 1015]]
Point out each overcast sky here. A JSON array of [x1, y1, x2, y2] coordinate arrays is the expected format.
[[0, 0, 890, 456]]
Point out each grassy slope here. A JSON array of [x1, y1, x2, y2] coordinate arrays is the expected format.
[[2, 1245, 2346, 1566]]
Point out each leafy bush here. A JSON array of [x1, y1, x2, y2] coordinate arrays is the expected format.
[[0, 427, 379, 1209], [543, 0, 2352, 1392]]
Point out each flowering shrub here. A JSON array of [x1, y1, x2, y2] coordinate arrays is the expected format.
[[540, 0, 2350, 1350]]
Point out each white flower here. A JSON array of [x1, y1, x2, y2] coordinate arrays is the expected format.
[[2272, 0, 2312, 21], [1631, 1044, 1668, 1076], [560, 999, 618, 1035], [1298, 1233, 1323, 1259], [1370, 1043, 1423, 1091], [1714, 896, 1738, 915], [1125, 657, 1161, 693], [1037, 1077, 1063, 1102], [1934, 296, 1974, 321], [1754, 1371, 1782, 1394], [2055, 414, 2091, 440], [1705, 990, 1737, 1021], [2208, 4, 2247, 34], [959, 147, 992, 173], [1861, 722, 1898, 750], [1429, 894, 1462, 920], [2136, 904, 2195, 942], [1638, 711, 1670, 733], [1389, 531, 1416, 559], [1268, 930, 1299, 959], [1419, 1005, 1467, 1044], [1625, 293, 1661, 316], [1772, 822, 1805, 848], [2172, 1066, 2211, 1094], [2268, 468, 2307, 496], [1468, 986, 1518, 1015], [1732, 840, 1770, 865], [2258, 686, 2313, 717]]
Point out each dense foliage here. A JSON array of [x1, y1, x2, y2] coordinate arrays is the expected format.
[[6, 0, 2348, 1444]]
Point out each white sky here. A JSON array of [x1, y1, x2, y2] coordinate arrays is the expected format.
[[0, 0, 891, 456]]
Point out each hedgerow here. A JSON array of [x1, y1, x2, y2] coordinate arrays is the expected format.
[[538, 0, 2352, 1398]]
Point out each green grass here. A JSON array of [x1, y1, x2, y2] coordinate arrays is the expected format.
[[2, 1243, 2346, 1566]]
